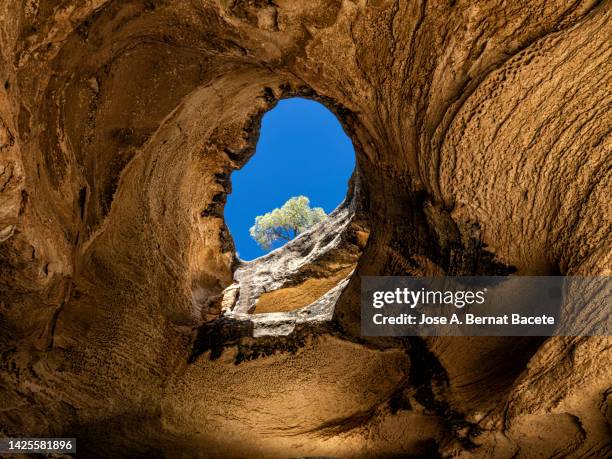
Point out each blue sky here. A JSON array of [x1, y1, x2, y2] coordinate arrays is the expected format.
[[225, 98, 355, 260]]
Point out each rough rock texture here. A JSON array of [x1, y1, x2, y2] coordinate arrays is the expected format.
[[0, 1, 610, 457], [218, 192, 364, 338]]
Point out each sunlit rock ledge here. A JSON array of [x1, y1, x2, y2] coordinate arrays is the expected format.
[[221, 197, 360, 337]]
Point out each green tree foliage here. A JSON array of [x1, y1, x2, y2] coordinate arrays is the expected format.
[[249, 196, 327, 250]]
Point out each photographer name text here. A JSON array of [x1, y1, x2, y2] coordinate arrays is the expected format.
[[372, 312, 555, 326]]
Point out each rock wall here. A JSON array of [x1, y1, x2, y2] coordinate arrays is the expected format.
[[0, 1, 610, 457]]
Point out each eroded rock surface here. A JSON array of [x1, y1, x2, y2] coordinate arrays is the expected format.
[[215, 192, 364, 337], [0, 1, 610, 457]]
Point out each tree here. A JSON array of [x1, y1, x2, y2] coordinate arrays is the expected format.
[[249, 196, 327, 250]]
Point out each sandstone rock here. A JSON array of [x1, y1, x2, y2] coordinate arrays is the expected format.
[[0, 1, 609, 457]]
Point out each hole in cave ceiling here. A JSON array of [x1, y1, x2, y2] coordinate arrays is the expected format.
[[224, 97, 356, 261], [218, 97, 363, 329]]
